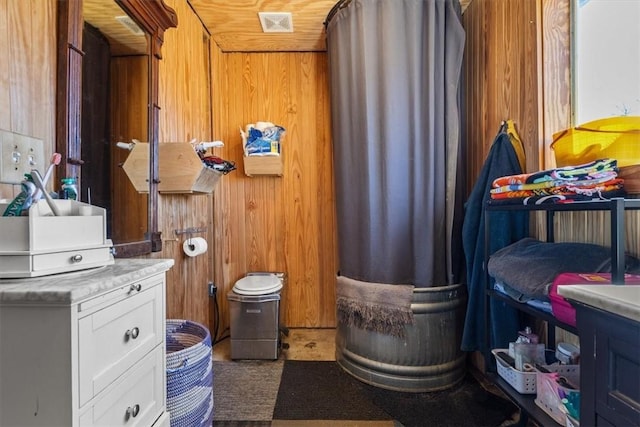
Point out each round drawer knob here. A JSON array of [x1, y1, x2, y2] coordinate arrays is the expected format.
[[125, 327, 140, 341], [125, 404, 140, 420], [129, 283, 142, 293], [70, 254, 83, 263]]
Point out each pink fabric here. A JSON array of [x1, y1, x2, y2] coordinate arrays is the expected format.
[[550, 273, 640, 326]]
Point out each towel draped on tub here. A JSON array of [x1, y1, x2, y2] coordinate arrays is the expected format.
[[336, 275, 415, 337]]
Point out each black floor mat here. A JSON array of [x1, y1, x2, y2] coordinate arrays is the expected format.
[[273, 361, 517, 427]]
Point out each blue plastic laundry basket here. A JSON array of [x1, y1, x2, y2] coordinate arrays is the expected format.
[[166, 319, 214, 427]]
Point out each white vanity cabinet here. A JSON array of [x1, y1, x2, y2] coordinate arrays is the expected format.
[[0, 259, 174, 427]]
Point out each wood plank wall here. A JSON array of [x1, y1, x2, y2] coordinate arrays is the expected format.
[[155, 0, 215, 330], [539, 0, 572, 170], [0, 0, 56, 198], [461, 0, 541, 191], [210, 46, 338, 330], [151, 0, 337, 333]]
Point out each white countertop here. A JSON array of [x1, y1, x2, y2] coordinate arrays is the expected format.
[[558, 284, 640, 323], [0, 258, 174, 304]]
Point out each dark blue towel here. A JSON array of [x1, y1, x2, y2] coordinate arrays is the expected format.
[[488, 237, 640, 301], [461, 131, 529, 353]]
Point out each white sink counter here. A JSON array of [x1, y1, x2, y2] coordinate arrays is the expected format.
[[0, 258, 174, 304], [558, 284, 640, 323]]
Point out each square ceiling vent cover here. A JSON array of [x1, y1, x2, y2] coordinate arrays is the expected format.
[[115, 15, 144, 36], [258, 12, 293, 33]]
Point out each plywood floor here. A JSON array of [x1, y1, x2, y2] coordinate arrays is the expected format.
[[213, 328, 336, 362]]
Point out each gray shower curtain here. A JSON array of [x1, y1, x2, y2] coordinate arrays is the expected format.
[[326, 0, 465, 287]]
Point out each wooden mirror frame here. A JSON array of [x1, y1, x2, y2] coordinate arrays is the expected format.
[[56, 0, 177, 257]]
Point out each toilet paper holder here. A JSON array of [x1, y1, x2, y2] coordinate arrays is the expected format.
[[174, 226, 207, 236], [175, 227, 209, 257], [175, 226, 208, 249]]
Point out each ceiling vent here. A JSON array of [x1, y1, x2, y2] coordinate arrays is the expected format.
[[258, 12, 294, 33], [115, 15, 144, 36]]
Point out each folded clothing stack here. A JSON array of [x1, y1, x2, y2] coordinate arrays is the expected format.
[[488, 158, 625, 205]]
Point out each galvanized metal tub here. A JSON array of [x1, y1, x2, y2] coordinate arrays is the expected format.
[[336, 283, 467, 392]]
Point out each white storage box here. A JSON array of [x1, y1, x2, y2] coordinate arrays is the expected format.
[[535, 366, 580, 425], [0, 200, 114, 278], [492, 349, 579, 394]]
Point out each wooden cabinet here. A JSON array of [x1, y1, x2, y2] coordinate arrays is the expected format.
[[571, 300, 640, 426], [0, 260, 173, 427]]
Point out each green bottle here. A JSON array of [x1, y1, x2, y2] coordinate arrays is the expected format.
[[2, 174, 36, 216], [61, 177, 78, 201]]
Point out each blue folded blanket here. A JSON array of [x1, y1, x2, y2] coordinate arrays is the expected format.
[[494, 282, 553, 313]]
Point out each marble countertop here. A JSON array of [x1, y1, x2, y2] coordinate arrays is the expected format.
[[0, 258, 174, 304], [558, 284, 640, 323]]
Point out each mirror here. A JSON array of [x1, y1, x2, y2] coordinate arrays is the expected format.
[[572, 0, 640, 124], [82, 0, 149, 250], [56, 0, 177, 257]]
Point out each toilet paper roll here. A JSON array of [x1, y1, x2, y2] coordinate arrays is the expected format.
[[183, 237, 208, 257]]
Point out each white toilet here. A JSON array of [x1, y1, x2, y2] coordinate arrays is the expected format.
[[227, 272, 284, 359], [232, 273, 283, 296]]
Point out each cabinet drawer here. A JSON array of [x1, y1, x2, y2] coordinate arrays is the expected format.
[[32, 247, 113, 272], [79, 346, 165, 427], [79, 274, 164, 314], [0, 246, 114, 278], [79, 285, 164, 406]]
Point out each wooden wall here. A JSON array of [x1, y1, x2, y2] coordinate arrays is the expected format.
[[461, 0, 541, 189], [155, 0, 215, 329], [210, 47, 338, 330], [0, 0, 56, 198], [152, 0, 338, 333], [539, 0, 572, 169]]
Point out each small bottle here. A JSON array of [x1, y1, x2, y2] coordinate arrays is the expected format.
[[517, 326, 539, 344], [61, 177, 78, 201]]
